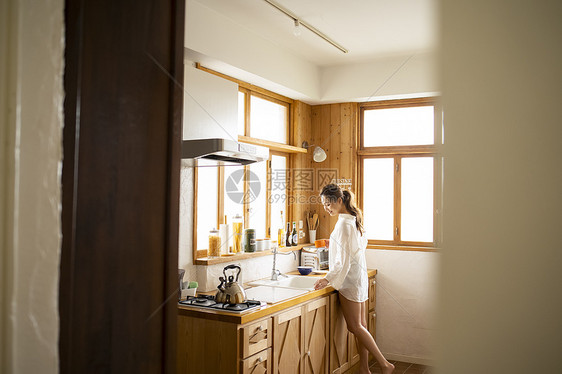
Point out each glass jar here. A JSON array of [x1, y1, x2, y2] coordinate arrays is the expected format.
[[208, 228, 221, 257], [232, 214, 243, 253], [243, 228, 256, 253]]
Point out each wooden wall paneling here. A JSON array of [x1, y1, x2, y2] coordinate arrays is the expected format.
[[339, 103, 352, 189], [316, 104, 332, 239], [308, 103, 359, 240], [292, 101, 313, 242], [327, 105, 341, 233], [353, 104, 361, 207]]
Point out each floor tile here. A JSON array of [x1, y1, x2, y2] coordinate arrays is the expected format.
[[368, 360, 432, 374]]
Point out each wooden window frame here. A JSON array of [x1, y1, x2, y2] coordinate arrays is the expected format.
[[358, 97, 441, 251], [192, 86, 292, 261]]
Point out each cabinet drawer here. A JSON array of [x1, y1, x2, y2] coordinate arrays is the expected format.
[[241, 348, 271, 374], [368, 277, 376, 311], [241, 318, 272, 358]]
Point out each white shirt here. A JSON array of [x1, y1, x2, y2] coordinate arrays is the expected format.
[[324, 214, 369, 302]]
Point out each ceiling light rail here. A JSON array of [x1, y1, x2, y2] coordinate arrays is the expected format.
[[262, 0, 349, 54]]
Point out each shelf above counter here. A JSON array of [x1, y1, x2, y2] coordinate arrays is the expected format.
[[194, 243, 313, 266], [238, 135, 308, 154]]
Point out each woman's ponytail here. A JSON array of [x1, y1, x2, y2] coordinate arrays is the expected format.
[[320, 184, 364, 235], [342, 190, 364, 235]]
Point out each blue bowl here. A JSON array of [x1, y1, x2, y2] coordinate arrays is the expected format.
[[297, 266, 313, 275]]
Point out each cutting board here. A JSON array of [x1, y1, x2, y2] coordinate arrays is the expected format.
[[245, 285, 308, 304]]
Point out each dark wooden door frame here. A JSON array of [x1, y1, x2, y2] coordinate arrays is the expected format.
[[60, 1, 184, 372]]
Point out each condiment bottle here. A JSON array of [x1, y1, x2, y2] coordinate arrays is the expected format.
[[208, 228, 221, 257], [243, 228, 256, 252], [232, 214, 243, 253]]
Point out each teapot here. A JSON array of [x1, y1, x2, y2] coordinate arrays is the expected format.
[[217, 264, 246, 304]]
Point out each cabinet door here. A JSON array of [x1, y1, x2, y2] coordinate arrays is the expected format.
[[303, 297, 329, 374], [273, 307, 304, 374], [368, 311, 376, 340], [349, 332, 360, 367], [368, 277, 376, 312], [329, 294, 350, 374]]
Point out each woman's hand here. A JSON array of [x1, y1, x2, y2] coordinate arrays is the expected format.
[[314, 278, 329, 290]]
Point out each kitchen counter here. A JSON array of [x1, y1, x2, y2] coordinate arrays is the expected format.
[[177, 269, 377, 325]]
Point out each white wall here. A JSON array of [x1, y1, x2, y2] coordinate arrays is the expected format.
[[0, 0, 64, 372], [185, 1, 438, 105], [183, 61, 239, 140], [185, 0, 320, 102], [366, 250, 438, 365], [438, 1, 562, 373], [320, 51, 438, 103]]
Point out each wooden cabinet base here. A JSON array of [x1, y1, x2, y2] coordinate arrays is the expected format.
[[177, 273, 376, 374]]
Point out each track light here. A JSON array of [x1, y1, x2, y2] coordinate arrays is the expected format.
[[293, 19, 302, 37], [262, 0, 348, 53]]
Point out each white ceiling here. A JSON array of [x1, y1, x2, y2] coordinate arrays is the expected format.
[[193, 0, 438, 68]]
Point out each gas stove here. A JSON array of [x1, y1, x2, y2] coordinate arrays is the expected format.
[[178, 295, 264, 314]]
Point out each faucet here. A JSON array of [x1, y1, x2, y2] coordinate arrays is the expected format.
[[271, 247, 297, 281]]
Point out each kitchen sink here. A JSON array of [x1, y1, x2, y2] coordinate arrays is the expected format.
[[249, 275, 319, 291]]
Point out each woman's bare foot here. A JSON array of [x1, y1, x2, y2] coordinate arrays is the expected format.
[[356, 367, 371, 374], [381, 362, 395, 374]]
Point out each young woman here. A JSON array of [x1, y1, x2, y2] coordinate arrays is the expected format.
[[314, 184, 394, 374]]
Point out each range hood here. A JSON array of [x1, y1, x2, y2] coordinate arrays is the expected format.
[[181, 138, 269, 165]]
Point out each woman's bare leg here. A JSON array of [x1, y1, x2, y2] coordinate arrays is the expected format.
[[356, 301, 371, 373], [339, 294, 394, 374]]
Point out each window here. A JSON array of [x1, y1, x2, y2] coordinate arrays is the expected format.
[[359, 98, 441, 249], [194, 87, 291, 257]]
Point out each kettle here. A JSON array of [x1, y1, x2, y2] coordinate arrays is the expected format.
[[215, 276, 228, 304], [218, 264, 246, 304]]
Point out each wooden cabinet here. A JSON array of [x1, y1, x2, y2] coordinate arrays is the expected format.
[[273, 307, 304, 374], [303, 297, 329, 374], [368, 311, 376, 343], [177, 271, 377, 374], [177, 317, 239, 374], [271, 295, 330, 374], [367, 275, 377, 360], [368, 277, 376, 313]]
